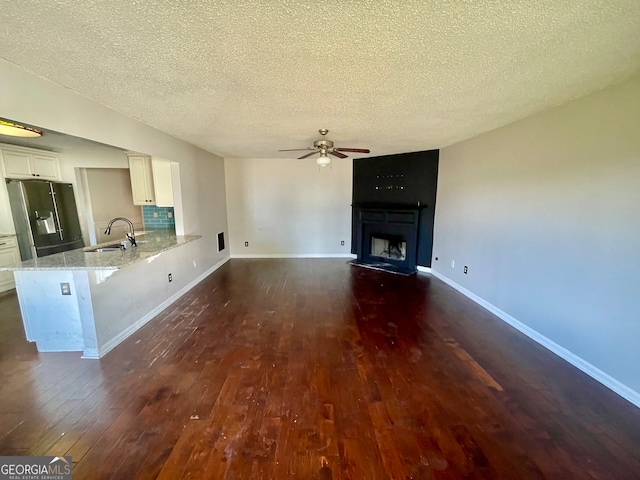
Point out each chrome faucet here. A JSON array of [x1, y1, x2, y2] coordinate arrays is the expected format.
[[105, 217, 137, 247]]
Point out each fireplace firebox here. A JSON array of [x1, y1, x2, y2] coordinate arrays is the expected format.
[[370, 235, 406, 261], [351, 205, 420, 275]]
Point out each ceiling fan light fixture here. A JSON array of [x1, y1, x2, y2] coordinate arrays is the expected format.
[[0, 119, 42, 138], [317, 151, 331, 167], [280, 129, 369, 166]]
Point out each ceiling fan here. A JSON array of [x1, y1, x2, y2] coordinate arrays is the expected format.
[[279, 129, 370, 167]]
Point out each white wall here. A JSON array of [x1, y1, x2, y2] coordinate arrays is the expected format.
[[84, 168, 142, 244], [0, 58, 229, 287], [433, 75, 640, 400], [225, 157, 353, 257]]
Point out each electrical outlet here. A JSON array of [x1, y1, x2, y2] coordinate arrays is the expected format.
[[60, 282, 71, 295], [464, 266, 468, 274], [153, 212, 158, 218], [245, 241, 249, 247], [168, 273, 172, 282], [167, 211, 173, 219], [340, 240, 345, 246], [451, 260, 455, 268]]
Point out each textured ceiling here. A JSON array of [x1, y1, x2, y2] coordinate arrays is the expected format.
[[1, 1, 640, 159]]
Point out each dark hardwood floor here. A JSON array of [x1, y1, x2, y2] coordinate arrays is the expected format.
[[1, 258, 639, 479]]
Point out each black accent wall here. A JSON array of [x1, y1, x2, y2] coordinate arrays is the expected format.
[[352, 150, 439, 267]]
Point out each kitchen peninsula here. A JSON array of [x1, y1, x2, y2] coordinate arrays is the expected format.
[[2, 232, 201, 358]]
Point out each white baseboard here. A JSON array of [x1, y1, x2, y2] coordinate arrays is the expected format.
[[231, 253, 357, 259], [430, 269, 640, 409], [417, 266, 431, 273], [81, 348, 99, 359], [93, 256, 230, 359]]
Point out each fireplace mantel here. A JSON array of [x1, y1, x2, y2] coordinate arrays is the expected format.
[[352, 202, 427, 211]]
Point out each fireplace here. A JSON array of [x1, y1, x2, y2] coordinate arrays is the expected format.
[[352, 150, 438, 268], [351, 205, 420, 275]]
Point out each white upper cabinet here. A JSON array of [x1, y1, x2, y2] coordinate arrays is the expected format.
[[31, 153, 61, 180], [151, 158, 174, 207], [128, 154, 174, 207], [1, 145, 61, 181], [128, 155, 155, 205]]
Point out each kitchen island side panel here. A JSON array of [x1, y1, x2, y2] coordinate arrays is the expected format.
[[88, 240, 203, 356], [14, 270, 86, 352], [5, 235, 206, 358]]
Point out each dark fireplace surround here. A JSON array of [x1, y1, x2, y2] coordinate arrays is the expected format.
[[352, 204, 421, 275], [351, 149, 439, 275]]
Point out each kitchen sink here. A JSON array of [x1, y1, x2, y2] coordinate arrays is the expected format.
[[84, 239, 148, 253], [84, 244, 122, 253]]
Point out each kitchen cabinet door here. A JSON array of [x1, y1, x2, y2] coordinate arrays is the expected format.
[[129, 155, 155, 205], [152, 158, 174, 207], [1, 146, 61, 180], [31, 153, 61, 180], [2, 150, 32, 177], [0, 236, 20, 292]]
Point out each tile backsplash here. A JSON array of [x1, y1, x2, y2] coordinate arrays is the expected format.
[[142, 205, 175, 230]]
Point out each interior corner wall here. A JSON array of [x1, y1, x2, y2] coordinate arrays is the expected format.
[[224, 157, 353, 257], [433, 75, 640, 397], [0, 58, 229, 281]]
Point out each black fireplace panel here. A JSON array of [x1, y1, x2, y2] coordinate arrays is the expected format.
[[351, 149, 439, 267], [386, 211, 417, 224], [360, 210, 386, 222], [352, 150, 439, 207], [359, 209, 417, 225]]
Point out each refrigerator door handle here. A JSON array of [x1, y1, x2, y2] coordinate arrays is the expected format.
[[50, 185, 65, 241]]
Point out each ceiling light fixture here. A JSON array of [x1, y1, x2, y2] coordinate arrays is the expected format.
[[0, 119, 43, 138], [279, 129, 370, 165], [317, 150, 331, 167]]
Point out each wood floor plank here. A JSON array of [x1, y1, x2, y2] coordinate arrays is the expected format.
[[1, 259, 639, 479]]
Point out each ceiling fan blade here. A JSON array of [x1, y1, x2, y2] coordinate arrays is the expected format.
[[298, 151, 318, 159], [279, 147, 314, 152], [334, 148, 371, 153], [329, 150, 348, 159]]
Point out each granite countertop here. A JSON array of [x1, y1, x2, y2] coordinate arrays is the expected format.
[[1, 232, 201, 271]]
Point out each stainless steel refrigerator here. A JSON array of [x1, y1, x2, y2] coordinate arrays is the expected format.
[[6, 179, 84, 260]]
